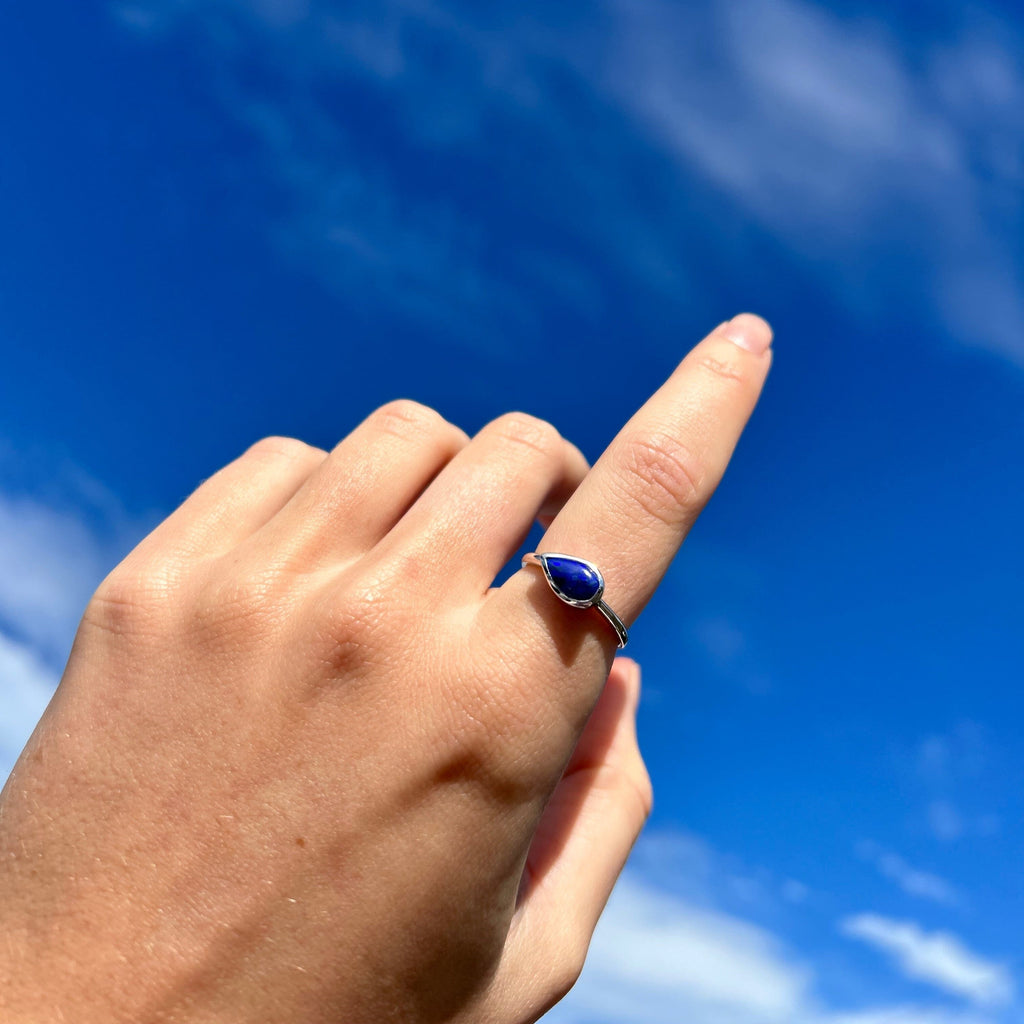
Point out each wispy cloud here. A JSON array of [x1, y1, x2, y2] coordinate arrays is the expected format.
[[857, 841, 961, 907], [112, 0, 1024, 363], [546, 830, 1011, 1024], [628, 828, 809, 914], [917, 726, 990, 788], [0, 492, 114, 660], [550, 853, 1003, 1024], [907, 726, 1002, 843], [841, 914, 1014, 1008], [689, 614, 772, 695], [0, 489, 106, 775], [114, 0, 588, 347], [0, 632, 58, 771], [824, 1010, 996, 1024], [928, 801, 966, 843], [599, 0, 1024, 363], [557, 872, 809, 1023], [0, 451, 152, 779]]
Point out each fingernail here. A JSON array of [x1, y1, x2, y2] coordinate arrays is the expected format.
[[720, 313, 773, 355]]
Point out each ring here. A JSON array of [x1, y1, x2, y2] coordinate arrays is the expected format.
[[521, 552, 629, 648]]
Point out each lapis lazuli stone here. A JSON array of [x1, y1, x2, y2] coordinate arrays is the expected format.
[[544, 556, 602, 604]]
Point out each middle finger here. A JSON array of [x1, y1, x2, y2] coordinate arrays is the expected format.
[[371, 413, 589, 595]]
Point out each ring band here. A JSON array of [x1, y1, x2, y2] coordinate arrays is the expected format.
[[521, 552, 629, 648]]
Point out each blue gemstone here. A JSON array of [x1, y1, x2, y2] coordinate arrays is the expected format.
[[544, 556, 602, 604]]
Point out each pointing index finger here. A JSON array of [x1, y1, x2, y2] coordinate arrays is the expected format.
[[506, 314, 773, 642]]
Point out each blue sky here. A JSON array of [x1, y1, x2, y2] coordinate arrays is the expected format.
[[2, 1, 1023, 1020]]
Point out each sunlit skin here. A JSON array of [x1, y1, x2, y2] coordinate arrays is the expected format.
[[0, 315, 771, 1023]]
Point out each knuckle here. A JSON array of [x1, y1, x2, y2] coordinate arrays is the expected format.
[[246, 435, 322, 465], [86, 560, 180, 638], [696, 350, 750, 385], [369, 401, 468, 458], [488, 412, 563, 461], [617, 431, 705, 527], [373, 399, 445, 438]]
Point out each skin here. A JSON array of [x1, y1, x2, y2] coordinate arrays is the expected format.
[[0, 314, 772, 1023]]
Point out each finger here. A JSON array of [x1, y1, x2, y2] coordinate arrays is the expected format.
[[246, 400, 469, 569], [492, 658, 650, 1019], [519, 658, 649, 910], [495, 314, 772, 656], [372, 413, 589, 595], [133, 437, 327, 562]]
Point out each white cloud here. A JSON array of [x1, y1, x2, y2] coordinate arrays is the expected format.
[[824, 1010, 995, 1024], [112, 0, 1024, 365], [546, 831, 1011, 1024], [690, 614, 773, 695], [549, 860, 1002, 1024], [0, 631, 59, 775], [627, 828, 797, 914], [549, 870, 809, 1024], [112, 0, 566, 345], [0, 446, 154, 655], [917, 726, 989, 786], [0, 452, 154, 780], [0, 492, 114, 659], [858, 842, 961, 907], [841, 914, 1014, 1008], [929, 801, 966, 843], [595, 0, 1024, 364], [909, 727, 1000, 843], [599, 0, 1024, 364]]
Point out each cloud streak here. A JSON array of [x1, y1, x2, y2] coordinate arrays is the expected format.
[[841, 914, 1013, 1008], [598, 0, 1024, 363], [0, 632, 58, 773], [111, 0, 1024, 363], [858, 841, 961, 907], [556, 872, 807, 1023], [550, 858, 1003, 1024], [0, 451, 152, 779]]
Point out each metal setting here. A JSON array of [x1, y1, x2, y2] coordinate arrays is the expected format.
[[521, 552, 630, 648]]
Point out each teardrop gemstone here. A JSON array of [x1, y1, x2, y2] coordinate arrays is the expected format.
[[542, 555, 603, 604]]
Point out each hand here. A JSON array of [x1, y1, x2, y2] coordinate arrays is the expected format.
[[0, 315, 772, 1023]]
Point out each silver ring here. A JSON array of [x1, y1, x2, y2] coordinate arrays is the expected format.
[[521, 552, 629, 648]]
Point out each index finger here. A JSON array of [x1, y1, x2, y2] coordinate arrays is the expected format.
[[497, 314, 772, 653]]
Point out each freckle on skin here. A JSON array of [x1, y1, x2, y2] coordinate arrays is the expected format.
[[295, 837, 305, 848]]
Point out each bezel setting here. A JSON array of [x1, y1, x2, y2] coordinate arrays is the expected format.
[[534, 552, 606, 608], [521, 550, 630, 648]]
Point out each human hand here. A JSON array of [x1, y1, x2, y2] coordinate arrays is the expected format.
[[0, 315, 772, 1023]]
